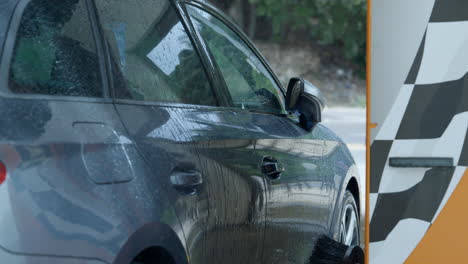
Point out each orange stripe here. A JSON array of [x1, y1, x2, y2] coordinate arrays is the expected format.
[[406, 169, 468, 263], [365, 0, 372, 263]]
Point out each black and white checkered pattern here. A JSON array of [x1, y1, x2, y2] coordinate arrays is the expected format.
[[370, 0, 468, 263]]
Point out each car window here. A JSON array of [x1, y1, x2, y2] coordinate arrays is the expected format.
[[94, 0, 217, 106], [9, 0, 103, 97], [186, 5, 285, 114]]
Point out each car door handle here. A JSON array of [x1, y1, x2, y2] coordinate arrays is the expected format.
[[170, 170, 203, 195], [261, 156, 284, 180]]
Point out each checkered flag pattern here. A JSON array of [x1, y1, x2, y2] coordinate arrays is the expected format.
[[370, 0, 468, 263]]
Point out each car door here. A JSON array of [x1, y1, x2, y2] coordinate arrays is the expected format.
[[93, 1, 267, 263], [185, 4, 343, 264]]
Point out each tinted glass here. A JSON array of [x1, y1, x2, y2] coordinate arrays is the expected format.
[[187, 5, 285, 114], [9, 0, 103, 97], [95, 0, 217, 106]]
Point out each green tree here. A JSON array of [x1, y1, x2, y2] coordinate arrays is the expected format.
[[213, 0, 366, 69], [251, 0, 366, 65]]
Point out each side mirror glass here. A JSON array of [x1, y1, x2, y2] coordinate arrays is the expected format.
[[286, 77, 325, 130], [286, 77, 304, 110]]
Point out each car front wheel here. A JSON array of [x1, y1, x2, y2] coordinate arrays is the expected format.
[[339, 191, 360, 246]]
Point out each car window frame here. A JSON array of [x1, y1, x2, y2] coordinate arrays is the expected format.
[[0, 0, 112, 104], [0, 1, 19, 63], [182, 0, 288, 116]]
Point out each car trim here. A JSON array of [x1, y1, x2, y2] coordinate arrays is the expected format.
[[113, 97, 289, 117], [172, 0, 231, 107], [0, 0, 20, 61], [176, 1, 236, 108], [85, 0, 110, 98], [0, 242, 109, 264]]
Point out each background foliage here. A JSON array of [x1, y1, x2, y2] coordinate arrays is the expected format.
[[214, 0, 367, 70]]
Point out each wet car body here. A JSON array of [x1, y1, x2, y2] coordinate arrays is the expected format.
[[0, 0, 360, 263]]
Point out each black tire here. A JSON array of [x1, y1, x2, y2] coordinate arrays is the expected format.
[[130, 249, 176, 264]]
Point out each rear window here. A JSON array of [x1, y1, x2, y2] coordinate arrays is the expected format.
[[9, 0, 103, 98]]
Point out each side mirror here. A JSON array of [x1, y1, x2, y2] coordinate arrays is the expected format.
[[286, 77, 325, 130]]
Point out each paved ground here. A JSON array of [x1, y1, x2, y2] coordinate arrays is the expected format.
[[322, 107, 366, 246]]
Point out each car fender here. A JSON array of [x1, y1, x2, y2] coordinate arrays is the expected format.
[[329, 162, 361, 241]]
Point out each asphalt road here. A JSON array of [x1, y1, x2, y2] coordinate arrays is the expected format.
[[322, 107, 366, 245]]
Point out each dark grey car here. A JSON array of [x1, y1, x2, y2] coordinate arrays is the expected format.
[[0, 0, 361, 263]]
